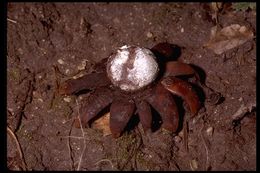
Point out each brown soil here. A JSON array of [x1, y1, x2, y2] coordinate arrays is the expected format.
[[7, 2, 256, 171]]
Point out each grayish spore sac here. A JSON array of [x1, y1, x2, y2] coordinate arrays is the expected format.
[[107, 45, 159, 91]]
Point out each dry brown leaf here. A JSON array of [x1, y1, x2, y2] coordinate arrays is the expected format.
[[205, 24, 254, 54], [92, 112, 112, 136]]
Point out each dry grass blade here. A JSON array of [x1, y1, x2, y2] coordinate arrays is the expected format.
[[94, 159, 115, 170], [7, 126, 27, 171], [7, 18, 17, 24], [61, 135, 85, 140], [199, 125, 211, 171], [183, 117, 189, 153], [232, 103, 256, 120], [75, 99, 87, 171], [67, 120, 75, 170]]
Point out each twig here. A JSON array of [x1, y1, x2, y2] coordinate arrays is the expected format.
[[94, 159, 115, 170], [67, 120, 75, 170], [14, 70, 35, 132], [7, 126, 27, 170], [7, 18, 17, 24], [75, 99, 87, 171], [50, 66, 60, 109], [199, 125, 210, 171], [60, 136, 85, 140], [232, 103, 256, 120], [183, 117, 189, 153]]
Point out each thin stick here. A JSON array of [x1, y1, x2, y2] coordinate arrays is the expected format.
[[183, 117, 189, 153], [7, 126, 27, 170], [232, 103, 256, 120], [67, 120, 75, 170], [60, 135, 85, 140], [94, 159, 115, 170], [7, 18, 17, 24], [199, 125, 210, 171], [76, 99, 87, 171]]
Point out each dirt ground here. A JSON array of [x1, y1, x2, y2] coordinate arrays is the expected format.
[[7, 2, 256, 171]]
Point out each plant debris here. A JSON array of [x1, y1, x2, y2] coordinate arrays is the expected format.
[[92, 112, 112, 137], [205, 24, 254, 55], [232, 2, 256, 11]]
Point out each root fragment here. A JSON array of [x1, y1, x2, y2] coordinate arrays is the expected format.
[[7, 126, 27, 171]]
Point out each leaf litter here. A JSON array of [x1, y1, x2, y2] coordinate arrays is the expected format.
[[92, 112, 112, 137], [205, 24, 254, 55]]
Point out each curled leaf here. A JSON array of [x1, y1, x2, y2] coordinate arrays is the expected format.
[[205, 24, 254, 55]]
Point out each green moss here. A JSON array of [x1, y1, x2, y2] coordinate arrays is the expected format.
[[232, 2, 256, 11], [135, 152, 153, 170], [8, 68, 20, 82], [161, 128, 173, 135], [50, 96, 73, 119], [103, 133, 160, 170], [16, 125, 34, 141], [62, 105, 73, 119], [113, 133, 141, 170], [16, 124, 25, 134]]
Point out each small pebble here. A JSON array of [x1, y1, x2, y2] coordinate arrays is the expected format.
[[178, 130, 184, 138], [181, 27, 184, 33], [18, 48, 24, 55], [65, 69, 70, 74], [113, 17, 120, 24], [77, 60, 87, 70], [146, 31, 153, 38], [174, 136, 182, 143], [206, 127, 214, 136], [239, 26, 247, 33], [33, 91, 37, 96], [63, 97, 72, 103], [58, 59, 65, 65], [38, 98, 43, 102]]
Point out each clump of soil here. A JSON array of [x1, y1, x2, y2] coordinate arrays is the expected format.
[[7, 3, 256, 171]]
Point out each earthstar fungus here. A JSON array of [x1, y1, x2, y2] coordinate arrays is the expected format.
[[59, 43, 203, 138]]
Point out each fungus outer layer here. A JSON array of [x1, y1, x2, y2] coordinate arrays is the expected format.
[[107, 45, 159, 91]]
